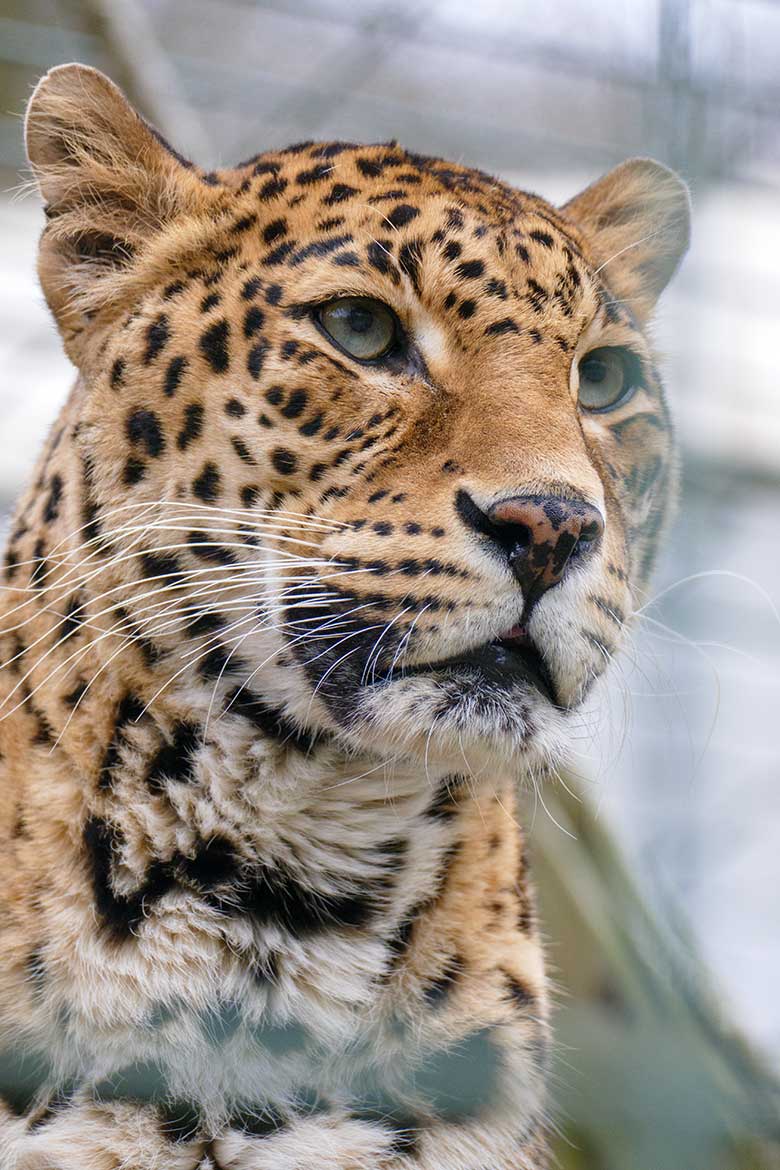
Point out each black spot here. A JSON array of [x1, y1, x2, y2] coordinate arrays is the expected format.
[[163, 280, 187, 299], [458, 299, 476, 319], [455, 259, 484, 279], [43, 474, 63, 523], [485, 277, 507, 298], [126, 410, 165, 457], [232, 437, 256, 464], [100, 693, 145, 789], [386, 203, 420, 229], [266, 283, 283, 305], [299, 414, 324, 437], [248, 341, 270, 379], [356, 157, 383, 178], [263, 217, 288, 245], [258, 176, 288, 200], [197, 644, 248, 681], [263, 241, 295, 265], [324, 182, 359, 206], [140, 551, 183, 583], [123, 457, 146, 485], [163, 355, 188, 397], [146, 722, 201, 791], [244, 306, 265, 338], [241, 485, 260, 508], [296, 163, 332, 185], [426, 776, 463, 820], [199, 319, 230, 374], [485, 317, 520, 336], [110, 357, 126, 390], [530, 229, 554, 248], [280, 389, 308, 419], [290, 235, 353, 266], [398, 239, 423, 292], [230, 212, 258, 235], [366, 240, 397, 280], [242, 276, 263, 300], [226, 860, 386, 936], [443, 240, 462, 261], [177, 403, 205, 450], [271, 448, 297, 476], [180, 835, 239, 888], [515, 242, 530, 263], [192, 462, 221, 502], [25, 948, 47, 998], [187, 531, 239, 565], [225, 687, 318, 753], [200, 292, 221, 313], [144, 314, 170, 363], [83, 817, 175, 940], [225, 398, 246, 417]]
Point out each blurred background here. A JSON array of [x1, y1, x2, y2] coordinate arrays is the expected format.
[[1, 1, 779, 1164]]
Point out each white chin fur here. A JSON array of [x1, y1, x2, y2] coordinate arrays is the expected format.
[[339, 673, 571, 777]]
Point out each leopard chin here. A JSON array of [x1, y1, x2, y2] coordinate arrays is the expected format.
[[336, 667, 572, 776]]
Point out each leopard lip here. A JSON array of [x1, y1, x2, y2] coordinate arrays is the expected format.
[[389, 627, 558, 705]]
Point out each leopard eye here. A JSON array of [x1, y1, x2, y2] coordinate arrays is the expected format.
[[316, 296, 398, 362], [577, 346, 639, 412]]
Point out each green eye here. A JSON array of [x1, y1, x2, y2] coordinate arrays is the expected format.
[[578, 346, 639, 412], [317, 296, 398, 362]]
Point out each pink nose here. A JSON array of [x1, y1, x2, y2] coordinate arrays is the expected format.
[[456, 488, 604, 611]]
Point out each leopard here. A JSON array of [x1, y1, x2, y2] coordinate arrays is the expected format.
[[0, 63, 689, 1170]]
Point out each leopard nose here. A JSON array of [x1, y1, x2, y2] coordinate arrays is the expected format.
[[456, 489, 604, 611]]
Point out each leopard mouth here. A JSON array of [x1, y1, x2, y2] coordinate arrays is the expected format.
[[394, 625, 558, 706]]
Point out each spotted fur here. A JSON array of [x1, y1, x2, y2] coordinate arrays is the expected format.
[[0, 65, 689, 1169]]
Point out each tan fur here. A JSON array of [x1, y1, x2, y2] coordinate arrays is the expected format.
[[0, 64, 689, 1169]]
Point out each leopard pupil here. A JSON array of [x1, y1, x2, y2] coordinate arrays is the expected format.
[[583, 359, 607, 383], [348, 307, 374, 334]]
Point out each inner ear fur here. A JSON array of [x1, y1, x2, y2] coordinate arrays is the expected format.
[[25, 63, 206, 360], [562, 158, 691, 321]]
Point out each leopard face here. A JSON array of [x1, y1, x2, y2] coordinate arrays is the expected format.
[[19, 65, 689, 776]]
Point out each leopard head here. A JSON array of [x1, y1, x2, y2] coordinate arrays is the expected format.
[[21, 64, 690, 776]]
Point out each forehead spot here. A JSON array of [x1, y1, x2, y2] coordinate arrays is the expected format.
[[323, 183, 359, 206], [199, 320, 230, 374], [385, 204, 420, 229]]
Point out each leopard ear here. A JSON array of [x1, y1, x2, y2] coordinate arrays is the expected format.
[[25, 63, 203, 360], [562, 158, 690, 321]]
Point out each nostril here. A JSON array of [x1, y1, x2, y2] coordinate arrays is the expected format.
[[578, 516, 604, 545], [505, 523, 533, 559]]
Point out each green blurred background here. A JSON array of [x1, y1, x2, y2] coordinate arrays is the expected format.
[[1, 1, 779, 1164]]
